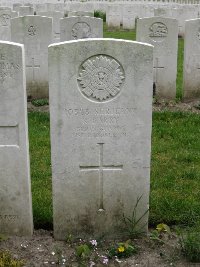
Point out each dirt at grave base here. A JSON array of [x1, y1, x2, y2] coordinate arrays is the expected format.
[[0, 229, 199, 267], [27, 99, 200, 114]]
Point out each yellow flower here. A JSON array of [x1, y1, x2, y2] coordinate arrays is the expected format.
[[118, 246, 125, 253]]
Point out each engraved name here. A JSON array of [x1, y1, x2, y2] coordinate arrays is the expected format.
[[0, 55, 20, 83], [0, 215, 19, 221]]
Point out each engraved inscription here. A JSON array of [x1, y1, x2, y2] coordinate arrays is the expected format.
[[0, 14, 11, 26], [80, 143, 123, 212], [28, 25, 36, 36], [65, 107, 137, 138], [0, 125, 19, 146], [78, 55, 125, 102], [0, 215, 19, 221], [149, 22, 168, 42], [71, 22, 92, 40], [0, 55, 20, 83]]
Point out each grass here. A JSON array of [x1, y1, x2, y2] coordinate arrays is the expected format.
[[27, 29, 199, 231], [28, 111, 200, 229]]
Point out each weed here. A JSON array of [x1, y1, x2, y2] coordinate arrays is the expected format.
[[0, 251, 24, 267], [149, 223, 172, 244], [0, 234, 7, 242], [122, 195, 149, 238], [94, 10, 106, 22], [31, 98, 49, 107], [108, 240, 137, 259]]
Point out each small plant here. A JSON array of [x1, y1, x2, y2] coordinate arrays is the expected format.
[[122, 195, 149, 238], [75, 244, 91, 260], [179, 230, 200, 262], [108, 240, 137, 259], [31, 98, 49, 107], [149, 223, 172, 244], [0, 251, 24, 267], [0, 234, 7, 242], [94, 10, 106, 22]]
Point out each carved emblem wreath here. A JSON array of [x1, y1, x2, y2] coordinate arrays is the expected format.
[[78, 55, 125, 102]]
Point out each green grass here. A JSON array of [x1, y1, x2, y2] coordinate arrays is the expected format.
[[28, 111, 200, 229], [28, 112, 52, 229]]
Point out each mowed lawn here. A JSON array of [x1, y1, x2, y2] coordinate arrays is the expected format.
[[29, 29, 200, 230]]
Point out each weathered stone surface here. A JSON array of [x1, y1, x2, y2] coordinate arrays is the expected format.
[[68, 11, 94, 17], [49, 39, 153, 240], [18, 6, 34, 16], [0, 9, 18, 41], [0, 41, 33, 236], [38, 11, 63, 43], [11, 15, 52, 99], [137, 16, 178, 99], [60, 16, 103, 41], [183, 18, 200, 98], [106, 5, 122, 28]]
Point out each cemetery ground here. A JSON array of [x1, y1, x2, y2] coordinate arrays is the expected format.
[[0, 28, 200, 267]]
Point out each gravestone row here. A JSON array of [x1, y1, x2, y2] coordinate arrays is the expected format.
[[1, 12, 200, 99], [0, 38, 153, 239]]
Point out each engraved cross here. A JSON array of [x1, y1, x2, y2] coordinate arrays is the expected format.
[[79, 143, 123, 212], [153, 57, 164, 83], [26, 57, 40, 82]]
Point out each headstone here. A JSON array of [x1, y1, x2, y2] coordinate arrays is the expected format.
[[13, 3, 23, 12], [18, 6, 34, 16], [154, 7, 172, 17], [0, 9, 18, 41], [38, 11, 64, 43], [183, 18, 200, 98], [49, 39, 153, 240], [106, 5, 122, 28], [0, 41, 33, 236], [60, 16, 103, 41], [11, 16, 53, 99], [137, 16, 178, 99], [68, 11, 94, 17], [122, 5, 136, 30]]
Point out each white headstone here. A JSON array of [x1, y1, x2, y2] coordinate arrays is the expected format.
[[183, 18, 200, 98], [18, 6, 34, 16], [60, 16, 103, 41], [0, 41, 33, 236], [122, 5, 136, 30], [11, 16, 53, 99], [68, 11, 94, 17], [13, 3, 23, 12], [137, 16, 178, 99], [106, 5, 122, 28], [49, 38, 153, 240], [0, 9, 17, 41], [38, 11, 63, 43]]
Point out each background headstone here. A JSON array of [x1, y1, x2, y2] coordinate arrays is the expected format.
[[60, 16, 103, 41], [183, 18, 200, 98], [49, 39, 153, 240], [0, 9, 18, 41], [11, 15, 53, 99], [38, 11, 64, 43], [68, 11, 94, 17], [106, 5, 122, 28], [18, 6, 34, 16], [137, 16, 178, 99], [0, 41, 33, 236]]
